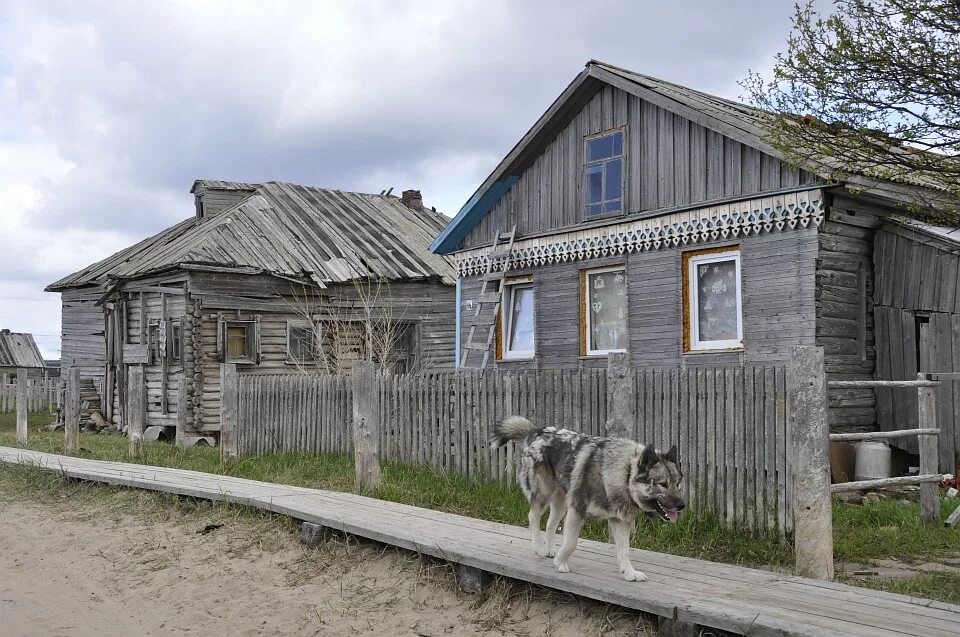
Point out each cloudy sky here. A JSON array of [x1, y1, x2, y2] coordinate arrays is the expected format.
[[0, 0, 803, 359]]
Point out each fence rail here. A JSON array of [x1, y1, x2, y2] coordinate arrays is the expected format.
[[235, 360, 793, 534], [0, 377, 58, 414]]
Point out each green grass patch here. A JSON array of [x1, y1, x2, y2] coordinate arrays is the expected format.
[[834, 497, 960, 563], [851, 572, 960, 606]]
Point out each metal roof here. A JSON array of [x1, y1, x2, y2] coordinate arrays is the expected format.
[[0, 330, 45, 369], [48, 182, 455, 291]]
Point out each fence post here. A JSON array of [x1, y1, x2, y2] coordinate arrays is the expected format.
[[15, 368, 28, 444], [176, 375, 188, 448], [789, 346, 834, 580], [64, 368, 80, 455], [352, 360, 381, 494], [917, 373, 941, 524], [128, 366, 145, 458], [220, 363, 238, 462], [605, 352, 635, 439]]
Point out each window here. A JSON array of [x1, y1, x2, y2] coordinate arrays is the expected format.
[[584, 129, 624, 216], [287, 320, 317, 363], [685, 248, 743, 351], [317, 320, 420, 374], [582, 266, 628, 355], [500, 279, 535, 360], [224, 321, 255, 362], [170, 320, 181, 362], [147, 321, 161, 364]]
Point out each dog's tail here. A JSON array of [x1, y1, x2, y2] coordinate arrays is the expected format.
[[491, 415, 541, 448]]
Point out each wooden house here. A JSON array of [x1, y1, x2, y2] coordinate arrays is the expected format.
[[47, 181, 455, 439], [431, 61, 960, 470], [0, 329, 46, 380]]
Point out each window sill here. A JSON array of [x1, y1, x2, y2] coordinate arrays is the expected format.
[[498, 356, 536, 363], [579, 352, 626, 360], [582, 210, 625, 223], [225, 358, 256, 365], [683, 347, 744, 356]]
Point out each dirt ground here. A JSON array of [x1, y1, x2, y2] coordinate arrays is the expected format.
[[0, 490, 653, 637]]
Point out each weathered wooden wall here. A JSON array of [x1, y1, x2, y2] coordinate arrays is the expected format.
[[461, 227, 818, 370], [60, 286, 106, 384], [463, 84, 818, 250], [190, 272, 455, 433], [815, 213, 877, 432], [235, 365, 793, 534], [873, 223, 960, 470]]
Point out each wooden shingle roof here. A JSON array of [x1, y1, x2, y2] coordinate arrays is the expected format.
[[0, 330, 45, 369], [47, 182, 455, 291]]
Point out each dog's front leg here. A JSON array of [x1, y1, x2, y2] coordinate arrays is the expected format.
[[528, 504, 545, 555], [609, 518, 646, 582], [553, 509, 584, 573], [540, 494, 566, 558]]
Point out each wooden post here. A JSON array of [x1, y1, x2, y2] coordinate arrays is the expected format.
[[15, 368, 28, 444], [789, 346, 834, 580], [352, 360, 381, 494], [175, 375, 188, 448], [918, 374, 941, 524], [64, 368, 80, 455], [128, 365, 145, 458], [219, 364, 239, 462], [605, 352, 635, 439]]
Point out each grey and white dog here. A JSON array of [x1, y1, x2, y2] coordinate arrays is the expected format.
[[492, 416, 685, 581]]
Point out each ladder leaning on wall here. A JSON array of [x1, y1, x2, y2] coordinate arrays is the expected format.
[[460, 226, 517, 370]]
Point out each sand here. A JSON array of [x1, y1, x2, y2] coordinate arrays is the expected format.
[[0, 490, 652, 636]]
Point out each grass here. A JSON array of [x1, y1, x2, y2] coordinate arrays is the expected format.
[[3, 410, 960, 604]]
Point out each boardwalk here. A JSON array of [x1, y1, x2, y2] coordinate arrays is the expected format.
[[2, 447, 959, 637]]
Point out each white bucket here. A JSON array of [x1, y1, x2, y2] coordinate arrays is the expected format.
[[855, 441, 891, 481]]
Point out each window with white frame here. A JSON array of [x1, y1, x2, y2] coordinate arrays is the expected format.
[[584, 129, 624, 216], [501, 280, 535, 359], [686, 249, 743, 351], [287, 320, 317, 363], [583, 266, 628, 355]]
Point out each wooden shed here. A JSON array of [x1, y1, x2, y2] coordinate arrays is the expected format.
[[47, 181, 455, 439], [431, 61, 960, 470], [0, 329, 46, 380]]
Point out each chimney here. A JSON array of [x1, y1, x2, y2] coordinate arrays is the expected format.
[[401, 189, 423, 209]]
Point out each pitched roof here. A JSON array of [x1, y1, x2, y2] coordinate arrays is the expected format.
[[48, 182, 455, 291], [430, 60, 953, 254], [0, 330, 45, 369]]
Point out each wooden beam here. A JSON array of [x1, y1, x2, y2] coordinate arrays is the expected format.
[[352, 360, 380, 494], [830, 428, 940, 442], [15, 369, 27, 445], [219, 363, 238, 462], [918, 379, 941, 524], [128, 365, 144, 459], [64, 368, 80, 455], [605, 352, 634, 438], [831, 474, 945, 493]]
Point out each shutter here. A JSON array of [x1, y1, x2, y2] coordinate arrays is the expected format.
[[254, 315, 262, 364], [216, 312, 225, 361]]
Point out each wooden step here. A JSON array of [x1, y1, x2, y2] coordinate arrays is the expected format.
[[489, 249, 513, 261], [466, 314, 498, 327], [462, 341, 490, 351], [478, 293, 503, 304]]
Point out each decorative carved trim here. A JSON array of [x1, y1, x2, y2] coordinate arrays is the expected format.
[[454, 191, 824, 277]]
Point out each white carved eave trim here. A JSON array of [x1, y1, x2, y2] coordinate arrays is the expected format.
[[454, 191, 824, 277]]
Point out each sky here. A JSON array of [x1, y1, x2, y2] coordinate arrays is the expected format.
[[0, 0, 803, 359]]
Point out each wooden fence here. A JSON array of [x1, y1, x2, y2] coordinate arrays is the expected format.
[[235, 358, 793, 534], [0, 377, 58, 414]]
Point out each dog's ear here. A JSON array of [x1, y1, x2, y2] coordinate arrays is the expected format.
[[639, 445, 658, 472], [663, 445, 678, 464]]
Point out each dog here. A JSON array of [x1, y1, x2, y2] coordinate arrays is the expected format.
[[491, 416, 685, 582]]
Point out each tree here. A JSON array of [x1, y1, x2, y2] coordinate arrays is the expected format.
[[742, 0, 960, 222]]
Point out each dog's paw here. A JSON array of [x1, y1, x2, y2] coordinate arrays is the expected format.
[[555, 561, 570, 573], [621, 568, 648, 582], [536, 546, 556, 558]]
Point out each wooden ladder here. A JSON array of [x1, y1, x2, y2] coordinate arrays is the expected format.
[[460, 226, 517, 369]]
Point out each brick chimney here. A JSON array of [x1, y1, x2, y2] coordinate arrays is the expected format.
[[401, 189, 423, 209]]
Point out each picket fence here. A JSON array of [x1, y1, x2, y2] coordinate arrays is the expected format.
[[0, 378, 59, 414], [236, 365, 792, 534]]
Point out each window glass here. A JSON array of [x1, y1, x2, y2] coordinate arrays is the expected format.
[[505, 284, 535, 356], [587, 269, 627, 353], [584, 130, 624, 216], [288, 323, 315, 362], [170, 321, 181, 361], [226, 325, 248, 359], [696, 260, 739, 342]]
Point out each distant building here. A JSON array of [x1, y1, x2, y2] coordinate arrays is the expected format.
[[0, 329, 46, 380]]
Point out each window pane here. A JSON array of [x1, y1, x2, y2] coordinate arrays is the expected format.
[[696, 260, 739, 342], [604, 198, 622, 213], [605, 158, 622, 203], [611, 131, 623, 156], [290, 324, 315, 361], [588, 270, 628, 351], [227, 326, 247, 358], [585, 164, 603, 205], [507, 286, 535, 353], [586, 202, 602, 216], [587, 134, 614, 161]]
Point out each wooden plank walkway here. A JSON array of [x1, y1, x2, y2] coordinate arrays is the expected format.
[[3, 447, 959, 637]]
